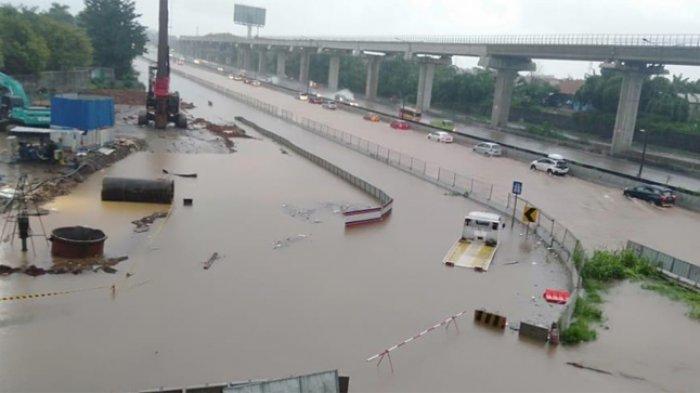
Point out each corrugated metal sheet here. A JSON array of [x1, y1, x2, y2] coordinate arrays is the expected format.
[[51, 94, 115, 131]]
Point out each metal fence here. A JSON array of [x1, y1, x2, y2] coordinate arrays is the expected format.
[[627, 241, 700, 289], [170, 66, 585, 327]]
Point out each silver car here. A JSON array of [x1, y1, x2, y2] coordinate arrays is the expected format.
[[473, 142, 503, 156]]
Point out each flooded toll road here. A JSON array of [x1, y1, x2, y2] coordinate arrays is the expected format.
[[169, 60, 700, 266], [0, 61, 693, 393]]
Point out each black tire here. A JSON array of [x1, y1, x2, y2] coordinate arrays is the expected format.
[[176, 113, 187, 129], [137, 112, 148, 126], [530, 164, 536, 170], [547, 169, 553, 175]]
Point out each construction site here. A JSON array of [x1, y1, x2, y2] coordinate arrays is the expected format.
[[0, 1, 699, 392]]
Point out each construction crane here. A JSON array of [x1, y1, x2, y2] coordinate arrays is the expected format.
[[138, 0, 187, 129]]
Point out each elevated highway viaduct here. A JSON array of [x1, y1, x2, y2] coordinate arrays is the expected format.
[[176, 34, 700, 156]]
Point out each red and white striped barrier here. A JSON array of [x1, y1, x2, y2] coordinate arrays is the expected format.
[[366, 309, 468, 372], [344, 199, 393, 226]]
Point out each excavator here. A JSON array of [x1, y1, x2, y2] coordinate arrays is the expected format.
[[138, 0, 187, 129], [0, 71, 51, 128]]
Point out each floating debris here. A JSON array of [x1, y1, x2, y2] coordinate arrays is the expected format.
[[203, 252, 221, 270], [132, 212, 168, 233], [273, 234, 310, 249]]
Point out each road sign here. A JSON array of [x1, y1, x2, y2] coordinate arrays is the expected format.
[[512, 181, 523, 195], [523, 205, 539, 223]]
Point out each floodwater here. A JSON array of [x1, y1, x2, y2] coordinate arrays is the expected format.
[[0, 61, 695, 393], [169, 60, 700, 265], [189, 58, 700, 192]]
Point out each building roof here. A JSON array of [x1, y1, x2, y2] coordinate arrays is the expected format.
[[557, 79, 585, 95]]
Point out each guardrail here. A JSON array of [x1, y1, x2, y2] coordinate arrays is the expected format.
[[627, 241, 700, 289], [168, 64, 584, 328], [184, 34, 700, 48]]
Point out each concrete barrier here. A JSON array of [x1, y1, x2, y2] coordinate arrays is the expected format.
[[235, 117, 394, 227], [473, 309, 507, 329], [519, 321, 550, 342]]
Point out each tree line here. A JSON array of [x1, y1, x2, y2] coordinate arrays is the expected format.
[[0, 1, 146, 84]]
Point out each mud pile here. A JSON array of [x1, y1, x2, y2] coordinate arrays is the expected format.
[[190, 118, 249, 152]]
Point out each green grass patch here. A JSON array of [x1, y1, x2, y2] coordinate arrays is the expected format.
[[561, 249, 699, 345]]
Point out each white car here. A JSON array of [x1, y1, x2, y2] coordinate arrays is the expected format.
[[217, 67, 224, 72], [530, 157, 570, 175], [473, 142, 502, 156], [427, 131, 454, 143], [298, 92, 309, 101], [228, 74, 235, 80]]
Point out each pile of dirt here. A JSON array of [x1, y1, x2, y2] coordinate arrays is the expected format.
[[28, 138, 146, 204], [0, 256, 128, 277], [190, 118, 249, 152], [180, 101, 195, 110], [87, 89, 146, 105]]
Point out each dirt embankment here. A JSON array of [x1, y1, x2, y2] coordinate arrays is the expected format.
[[28, 138, 146, 204], [87, 89, 146, 106], [190, 118, 249, 152]]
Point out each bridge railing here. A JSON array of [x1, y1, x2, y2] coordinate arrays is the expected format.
[[220, 34, 700, 47]]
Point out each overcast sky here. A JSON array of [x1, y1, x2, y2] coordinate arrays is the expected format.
[[14, 0, 700, 78]]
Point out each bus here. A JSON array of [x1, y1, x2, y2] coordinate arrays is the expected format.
[[399, 107, 421, 121]]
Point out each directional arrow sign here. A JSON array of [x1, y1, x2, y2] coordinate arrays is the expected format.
[[523, 205, 539, 223]]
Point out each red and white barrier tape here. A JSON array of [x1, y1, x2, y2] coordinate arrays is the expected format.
[[366, 310, 468, 371]]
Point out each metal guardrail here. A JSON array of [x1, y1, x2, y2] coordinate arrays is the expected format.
[[167, 63, 584, 327], [627, 241, 700, 288], [197, 34, 700, 48]]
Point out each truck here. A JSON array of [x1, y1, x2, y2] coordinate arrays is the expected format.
[[0, 72, 51, 128], [443, 211, 505, 271]]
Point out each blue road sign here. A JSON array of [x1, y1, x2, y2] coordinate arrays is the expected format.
[[512, 181, 523, 195]]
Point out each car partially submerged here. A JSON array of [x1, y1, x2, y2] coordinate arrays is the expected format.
[[623, 184, 677, 206], [473, 142, 502, 156], [363, 113, 380, 122], [321, 100, 337, 110], [390, 120, 410, 130], [427, 131, 453, 143]]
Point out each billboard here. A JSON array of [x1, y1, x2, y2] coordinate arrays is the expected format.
[[234, 4, 266, 27]]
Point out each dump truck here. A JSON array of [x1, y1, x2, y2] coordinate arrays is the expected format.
[[443, 211, 504, 271], [0, 72, 51, 128]]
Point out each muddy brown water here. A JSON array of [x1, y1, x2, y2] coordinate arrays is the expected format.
[[0, 61, 694, 392]]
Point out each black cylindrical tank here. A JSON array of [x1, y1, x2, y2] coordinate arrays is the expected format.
[[101, 177, 174, 204]]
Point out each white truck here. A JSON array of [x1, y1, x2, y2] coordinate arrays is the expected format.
[[443, 211, 504, 271]]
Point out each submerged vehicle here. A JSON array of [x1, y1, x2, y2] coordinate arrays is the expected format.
[[443, 211, 504, 271]]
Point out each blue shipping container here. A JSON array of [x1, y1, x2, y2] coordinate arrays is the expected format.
[[51, 94, 115, 131]]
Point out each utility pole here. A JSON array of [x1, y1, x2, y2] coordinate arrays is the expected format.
[[637, 129, 649, 178], [155, 0, 170, 129]]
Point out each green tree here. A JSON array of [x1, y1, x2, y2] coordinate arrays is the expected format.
[[35, 16, 93, 70], [44, 2, 75, 25], [0, 6, 49, 74], [78, 0, 146, 78]]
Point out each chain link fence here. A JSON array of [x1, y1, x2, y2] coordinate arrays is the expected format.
[[170, 66, 585, 327]]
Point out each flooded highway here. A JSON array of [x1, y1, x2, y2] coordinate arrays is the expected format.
[[169, 60, 700, 265], [200, 59, 700, 192], [0, 60, 696, 393]]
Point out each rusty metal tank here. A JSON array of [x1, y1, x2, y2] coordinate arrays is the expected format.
[[50, 226, 107, 258]]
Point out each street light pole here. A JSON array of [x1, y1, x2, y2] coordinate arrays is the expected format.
[[637, 129, 649, 178]]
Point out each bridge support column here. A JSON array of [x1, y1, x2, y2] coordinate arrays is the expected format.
[[242, 47, 252, 71], [479, 56, 535, 128], [605, 62, 666, 156], [299, 50, 311, 89], [364, 55, 382, 102], [276, 51, 287, 78], [415, 56, 450, 113], [328, 55, 340, 91], [257, 49, 267, 75]]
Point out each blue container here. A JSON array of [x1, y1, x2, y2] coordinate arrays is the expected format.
[[51, 94, 115, 131]]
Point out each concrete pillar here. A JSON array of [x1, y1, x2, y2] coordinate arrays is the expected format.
[[257, 50, 267, 75], [242, 47, 252, 71], [478, 56, 535, 128], [491, 69, 518, 128], [299, 50, 311, 89], [416, 62, 436, 112], [365, 56, 381, 102], [607, 62, 666, 155], [276, 51, 287, 78], [328, 55, 340, 91]]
